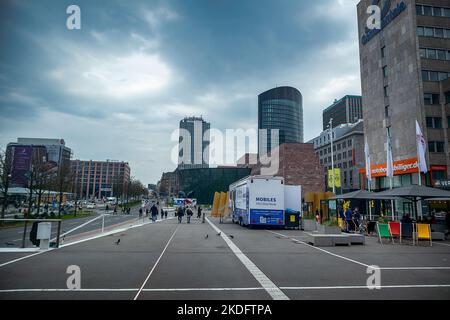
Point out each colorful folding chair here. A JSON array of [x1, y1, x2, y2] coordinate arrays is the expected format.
[[416, 223, 432, 246], [400, 223, 415, 245], [377, 222, 393, 244], [388, 221, 401, 243]]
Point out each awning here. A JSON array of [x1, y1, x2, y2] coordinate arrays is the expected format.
[[375, 185, 450, 200]]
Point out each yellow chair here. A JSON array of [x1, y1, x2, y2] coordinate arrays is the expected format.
[[416, 223, 432, 246]]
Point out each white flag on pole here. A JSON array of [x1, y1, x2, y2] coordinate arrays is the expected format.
[[415, 120, 428, 173], [386, 130, 394, 178], [364, 140, 372, 182]]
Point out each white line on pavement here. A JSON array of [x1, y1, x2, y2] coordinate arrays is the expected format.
[[0, 250, 53, 268], [267, 230, 370, 268], [280, 284, 450, 290], [268, 230, 450, 271], [435, 242, 450, 247], [206, 217, 289, 300], [133, 225, 179, 300], [3, 284, 450, 294]]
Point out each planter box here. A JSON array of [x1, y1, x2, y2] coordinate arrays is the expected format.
[[317, 225, 341, 235], [302, 219, 317, 231]]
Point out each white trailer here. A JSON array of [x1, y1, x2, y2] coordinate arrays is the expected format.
[[229, 175, 301, 227]]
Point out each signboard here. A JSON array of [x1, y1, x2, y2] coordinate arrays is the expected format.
[[361, 0, 407, 45], [434, 180, 450, 190], [359, 157, 418, 177], [11, 146, 33, 187], [328, 168, 341, 188]]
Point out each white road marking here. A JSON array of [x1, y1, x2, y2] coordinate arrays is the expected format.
[[0, 218, 174, 267], [133, 226, 179, 300], [207, 217, 289, 300], [280, 284, 450, 290], [435, 242, 450, 247], [267, 230, 370, 268], [2, 284, 450, 294], [379, 267, 450, 270], [268, 230, 450, 271], [0, 250, 52, 268]]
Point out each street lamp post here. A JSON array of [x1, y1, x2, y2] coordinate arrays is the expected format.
[[329, 118, 336, 194]]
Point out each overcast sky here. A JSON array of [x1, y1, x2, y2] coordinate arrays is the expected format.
[[0, 0, 362, 184]]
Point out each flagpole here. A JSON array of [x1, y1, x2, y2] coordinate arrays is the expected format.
[[387, 127, 395, 221], [416, 120, 424, 220]]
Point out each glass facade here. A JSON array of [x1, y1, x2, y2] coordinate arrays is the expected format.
[[258, 86, 303, 154]]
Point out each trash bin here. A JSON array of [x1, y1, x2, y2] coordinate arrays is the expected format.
[[284, 210, 300, 230]]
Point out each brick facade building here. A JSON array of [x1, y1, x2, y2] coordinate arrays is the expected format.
[[249, 143, 325, 196]]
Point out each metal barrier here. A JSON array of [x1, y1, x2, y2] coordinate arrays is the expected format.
[[0, 219, 62, 249]]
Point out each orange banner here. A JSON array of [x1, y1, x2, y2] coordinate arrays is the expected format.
[[359, 157, 419, 177]]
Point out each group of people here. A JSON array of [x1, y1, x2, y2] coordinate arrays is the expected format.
[[176, 205, 202, 224], [138, 202, 168, 222], [339, 207, 361, 232]]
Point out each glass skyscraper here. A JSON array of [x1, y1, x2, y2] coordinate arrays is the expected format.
[[258, 86, 303, 155]]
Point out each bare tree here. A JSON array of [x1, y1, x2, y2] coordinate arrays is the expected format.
[[55, 162, 75, 218], [33, 163, 57, 216], [0, 149, 12, 220]]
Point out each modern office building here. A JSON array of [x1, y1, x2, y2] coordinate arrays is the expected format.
[[71, 159, 131, 200], [7, 138, 72, 187], [322, 95, 363, 130], [310, 120, 365, 192], [357, 0, 450, 193], [178, 116, 210, 169], [258, 86, 303, 155]]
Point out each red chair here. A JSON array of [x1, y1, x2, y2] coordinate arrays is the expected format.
[[388, 221, 401, 243]]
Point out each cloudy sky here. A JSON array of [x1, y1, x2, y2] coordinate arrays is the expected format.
[[0, 0, 362, 184]]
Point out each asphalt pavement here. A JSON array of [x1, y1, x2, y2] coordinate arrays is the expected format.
[[0, 215, 449, 300]]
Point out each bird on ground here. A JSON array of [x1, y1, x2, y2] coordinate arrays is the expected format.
[[204, 234, 209, 239], [115, 239, 121, 245], [229, 235, 234, 239], [216, 232, 221, 236]]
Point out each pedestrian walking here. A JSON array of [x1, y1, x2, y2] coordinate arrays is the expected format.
[[177, 206, 184, 223], [197, 205, 202, 219], [445, 212, 450, 238], [164, 210, 168, 219], [150, 204, 158, 222], [186, 206, 193, 223], [161, 207, 165, 219], [139, 207, 143, 218]]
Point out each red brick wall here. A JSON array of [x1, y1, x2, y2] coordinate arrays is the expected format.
[[251, 143, 325, 196]]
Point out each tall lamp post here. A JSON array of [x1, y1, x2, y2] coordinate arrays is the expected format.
[[328, 118, 336, 194]]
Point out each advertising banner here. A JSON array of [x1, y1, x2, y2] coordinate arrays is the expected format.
[[11, 146, 32, 187]]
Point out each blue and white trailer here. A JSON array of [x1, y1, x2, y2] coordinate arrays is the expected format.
[[229, 175, 301, 227]]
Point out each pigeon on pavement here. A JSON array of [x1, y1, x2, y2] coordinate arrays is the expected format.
[[204, 234, 209, 239], [216, 232, 221, 236], [229, 235, 234, 239], [115, 239, 121, 245]]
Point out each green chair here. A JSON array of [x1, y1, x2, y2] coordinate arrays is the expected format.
[[377, 222, 393, 244]]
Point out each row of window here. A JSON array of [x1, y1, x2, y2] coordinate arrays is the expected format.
[[318, 139, 353, 155], [321, 157, 354, 168], [424, 92, 450, 105], [429, 141, 445, 153], [426, 117, 442, 129], [416, 4, 450, 17], [422, 70, 450, 82], [420, 47, 450, 61], [417, 26, 450, 39]]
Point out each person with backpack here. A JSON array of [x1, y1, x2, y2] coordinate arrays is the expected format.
[[177, 205, 184, 223], [150, 204, 158, 222], [186, 206, 193, 223], [160, 207, 165, 219]]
